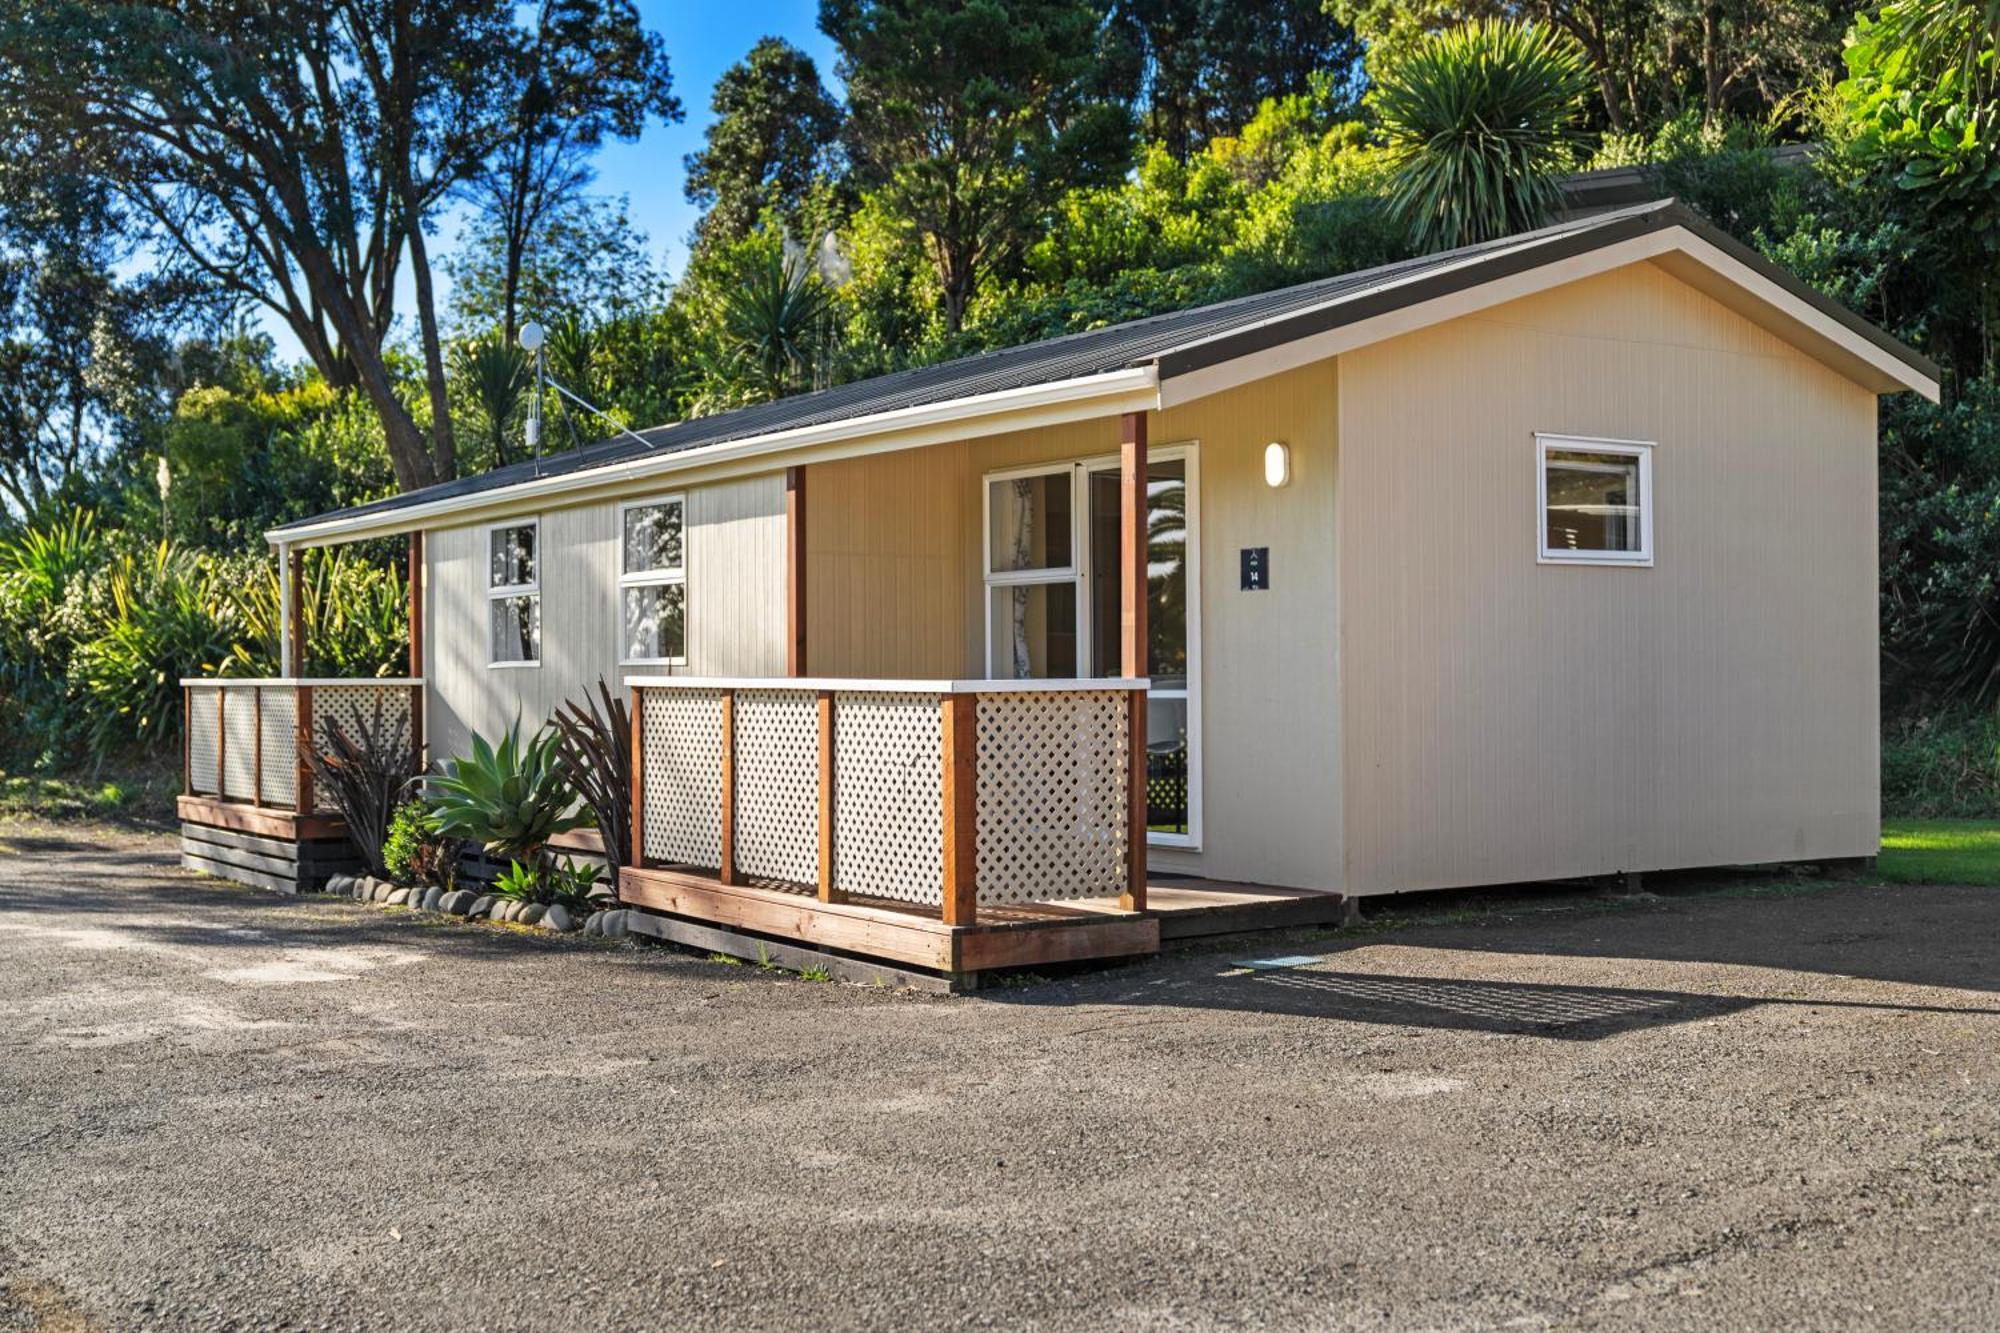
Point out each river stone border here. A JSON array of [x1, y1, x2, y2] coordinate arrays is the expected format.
[[323, 874, 629, 938]]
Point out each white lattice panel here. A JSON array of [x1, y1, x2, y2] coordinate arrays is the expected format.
[[258, 688, 297, 808], [974, 691, 1129, 904], [734, 691, 820, 885], [831, 692, 943, 904], [221, 688, 258, 800], [187, 688, 220, 795], [309, 685, 415, 812], [641, 688, 724, 868]]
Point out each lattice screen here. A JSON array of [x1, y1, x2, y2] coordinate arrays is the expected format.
[[309, 685, 416, 813], [973, 691, 1130, 904], [830, 692, 943, 904], [221, 688, 259, 800], [641, 687, 724, 868], [258, 688, 297, 808], [187, 687, 220, 795], [733, 691, 820, 885]]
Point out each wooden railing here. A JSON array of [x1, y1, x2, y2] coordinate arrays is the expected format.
[[627, 677, 1147, 924], [181, 678, 424, 814]]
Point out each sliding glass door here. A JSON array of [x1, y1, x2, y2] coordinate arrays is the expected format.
[[981, 449, 1200, 847]]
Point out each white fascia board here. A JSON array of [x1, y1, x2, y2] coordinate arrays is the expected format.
[[266, 366, 1160, 547], [1159, 226, 1939, 407]]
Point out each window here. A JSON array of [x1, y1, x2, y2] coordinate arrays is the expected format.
[[620, 496, 687, 664], [983, 468, 1080, 680], [1537, 435, 1653, 565], [981, 448, 1203, 848], [488, 520, 539, 666]]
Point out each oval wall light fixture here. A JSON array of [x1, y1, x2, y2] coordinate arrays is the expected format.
[[1264, 440, 1291, 488]]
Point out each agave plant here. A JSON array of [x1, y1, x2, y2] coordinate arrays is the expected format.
[[307, 696, 421, 877], [1373, 20, 1594, 252], [550, 678, 632, 870], [427, 720, 588, 863]]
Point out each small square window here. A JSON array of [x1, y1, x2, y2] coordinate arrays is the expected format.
[[490, 523, 536, 589], [491, 593, 540, 664], [1538, 436, 1653, 565]]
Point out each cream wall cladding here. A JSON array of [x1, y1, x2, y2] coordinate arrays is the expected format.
[[1336, 259, 1881, 895], [425, 473, 787, 763], [804, 360, 1344, 891]]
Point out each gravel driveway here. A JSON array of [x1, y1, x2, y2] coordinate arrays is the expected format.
[[2, 822, 1997, 1331]]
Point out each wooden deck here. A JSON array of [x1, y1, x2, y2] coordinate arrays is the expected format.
[[619, 865, 1344, 979]]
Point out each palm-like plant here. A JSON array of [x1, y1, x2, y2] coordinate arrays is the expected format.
[[693, 244, 837, 411], [426, 720, 588, 863], [307, 697, 421, 877], [452, 336, 529, 468], [1374, 20, 1594, 252], [550, 678, 633, 871]]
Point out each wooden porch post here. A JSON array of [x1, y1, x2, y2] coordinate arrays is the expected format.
[[817, 690, 841, 903], [294, 685, 315, 814], [718, 689, 738, 885], [940, 692, 977, 926], [285, 545, 305, 680], [407, 531, 425, 771], [786, 465, 807, 676], [1120, 410, 1149, 913], [628, 687, 647, 876]]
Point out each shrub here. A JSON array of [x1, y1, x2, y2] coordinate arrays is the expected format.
[[1882, 707, 2000, 819], [550, 679, 633, 870], [427, 721, 588, 862], [493, 857, 603, 912], [307, 698, 422, 877]]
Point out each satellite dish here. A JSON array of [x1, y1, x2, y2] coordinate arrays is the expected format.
[[518, 321, 545, 353]]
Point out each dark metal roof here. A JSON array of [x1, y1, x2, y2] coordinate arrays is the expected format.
[[274, 198, 1937, 536]]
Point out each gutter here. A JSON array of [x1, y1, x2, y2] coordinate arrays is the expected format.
[[266, 365, 1160, 547]]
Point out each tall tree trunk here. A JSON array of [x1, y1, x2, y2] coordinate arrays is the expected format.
[[1702, 6, 1724, 127]]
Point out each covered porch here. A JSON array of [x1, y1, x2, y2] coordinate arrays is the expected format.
[[618, 411, 1343, 982]]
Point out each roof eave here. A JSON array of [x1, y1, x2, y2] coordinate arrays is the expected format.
[[265, 365, 1161, 547]]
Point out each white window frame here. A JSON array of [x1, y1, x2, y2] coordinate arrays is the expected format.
[[1536, 433, 1655, 567], [979, 445, 1203, 850], [486, 517, 541, 669], [618, 493, 689, 667]]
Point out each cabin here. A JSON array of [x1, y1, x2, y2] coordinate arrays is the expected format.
[[177, 199, 1940, 985]]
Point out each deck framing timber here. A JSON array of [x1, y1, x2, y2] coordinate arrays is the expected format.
[[620, 865, 1160, 976]]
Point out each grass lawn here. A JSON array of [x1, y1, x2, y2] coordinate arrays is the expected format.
[[0, 766, 178, 826], [1879, 819, 2000, 886]]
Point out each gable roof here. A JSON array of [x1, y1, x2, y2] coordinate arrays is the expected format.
[[272, 199, 1939, 545]]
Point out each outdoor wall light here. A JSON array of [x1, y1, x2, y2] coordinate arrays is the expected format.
[[1264, 440, 1291, 488]]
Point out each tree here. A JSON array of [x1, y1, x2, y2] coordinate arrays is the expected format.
[[1332, 0, 1846, 135], [447, 193, 660, 334], [685, 37, 844, 252], [819, 0, 1135, 332], [0, 0, 527, 491], [1102, 0, 1365, 158], [683, 231, 840, 412], [459, 0, 681, 348], [0, 129, 211, 515], [452, 336, 530, 470], [1374, 20, 1594, 251]]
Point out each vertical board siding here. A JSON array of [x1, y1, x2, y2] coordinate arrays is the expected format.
[[425, 473, 785, 763], [1336, 261, 1880, 895]]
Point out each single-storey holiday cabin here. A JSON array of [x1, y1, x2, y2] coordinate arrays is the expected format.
[[178, 200, 1938, 980]]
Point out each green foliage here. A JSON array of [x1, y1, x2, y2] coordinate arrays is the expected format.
[[550, 679, 632, 872], [821, 0, 1135, 330], [307, 696, 421, 877], [451, 336, 529, 470], [1374, 20, 1595, 251], [1882, 708, 2000, 818], [381, 800, 429, 885], [683, 36, 844, 249], [683, 228, 840, 411], [492, 855, 601, 911], [427, 721, 588, 861]]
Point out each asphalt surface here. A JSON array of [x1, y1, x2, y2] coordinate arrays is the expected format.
[[2, 822, 1998, 1331]]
